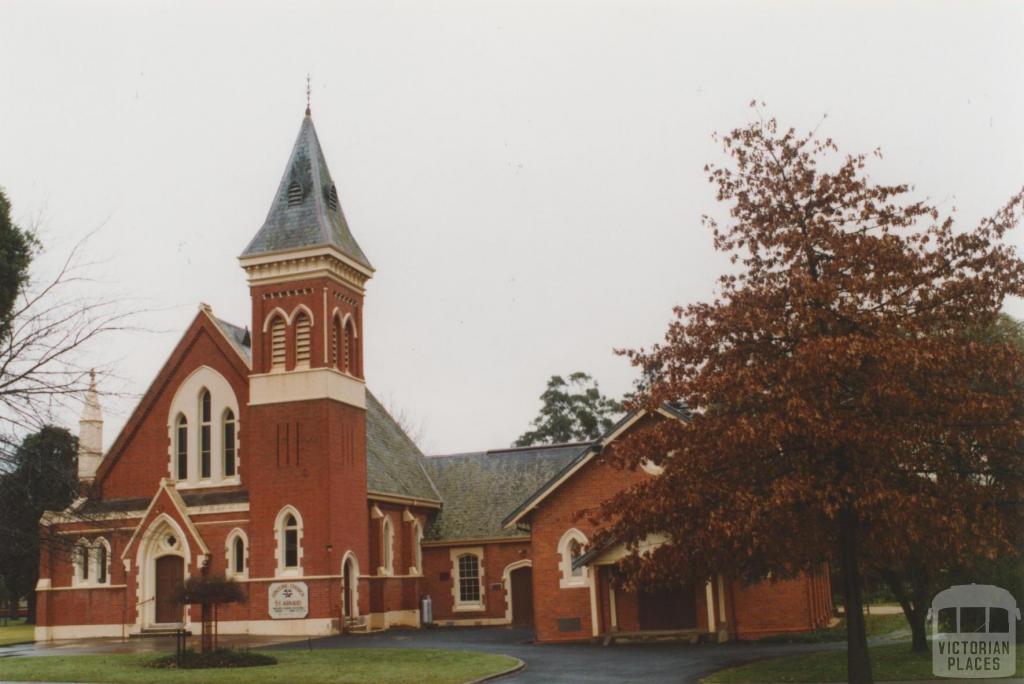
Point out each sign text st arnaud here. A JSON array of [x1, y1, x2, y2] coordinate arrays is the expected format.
[[269, 581, 309, 619]]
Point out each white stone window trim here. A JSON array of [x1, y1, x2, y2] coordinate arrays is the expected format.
[[340, 551, 361, 619], [449, 546, 485, 612], [92, 537, 112, 585], [379, 515, 394, 576], [225, 528, 249, 579], [409, 519, 423, 576], [558, 528, 589, 589], [167, 366, 241, 490], [274, 506, 304, 578], [72, 538, 91, 587]]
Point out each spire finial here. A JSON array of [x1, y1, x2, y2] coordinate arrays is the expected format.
[[305, 74, 312, 116]]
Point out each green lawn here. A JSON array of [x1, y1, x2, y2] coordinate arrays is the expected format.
[[0, 619, 34, 646], [756, 613, 908, 644], [0, 648, 519, 684], [706, 642, 1024, 683]]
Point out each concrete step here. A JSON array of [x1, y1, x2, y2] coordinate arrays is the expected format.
[[130, 628, 191, 638]]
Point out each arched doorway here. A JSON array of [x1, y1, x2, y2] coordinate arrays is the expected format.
[[155, 555, 184, 624], [502, 560, 533, 627], [136, 514, 191, 629], [341, 553, 360, 620]]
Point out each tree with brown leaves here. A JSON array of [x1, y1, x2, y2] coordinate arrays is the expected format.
[[595, 109, 1024, 684]]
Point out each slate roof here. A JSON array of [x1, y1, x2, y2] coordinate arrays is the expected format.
[[241, 113, 372, 269], [81, 489, 250, 515], [423, 443, 593, 542], [212, 316, 252, 363], [365, 391, 441, 503]]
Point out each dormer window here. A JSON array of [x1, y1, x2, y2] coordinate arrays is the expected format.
[[287, 180, 303, 207], [325, 184, 339, 211]]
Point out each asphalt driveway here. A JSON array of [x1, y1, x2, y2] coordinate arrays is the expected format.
[[272, 626, 848, 683]]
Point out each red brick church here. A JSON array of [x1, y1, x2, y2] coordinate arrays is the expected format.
[[35, 109, 833, 643]]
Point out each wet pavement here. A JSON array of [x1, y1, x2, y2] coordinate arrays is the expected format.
[[0, 632, 303, 659]]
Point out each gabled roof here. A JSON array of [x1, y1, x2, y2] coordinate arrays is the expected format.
[[423, 442, 591, 542], [500, 404, 690, 529], [241, 112, 372, 270]]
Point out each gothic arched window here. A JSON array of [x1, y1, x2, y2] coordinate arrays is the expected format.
[[199, 389, 212, 479], [294, 311, 311, 367], [222, 409, 236, 478], [175, 414, 188, 480], [270, 316, 287, 370]]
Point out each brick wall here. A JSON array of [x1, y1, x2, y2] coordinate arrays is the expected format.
[[421, 540, 530, 623]]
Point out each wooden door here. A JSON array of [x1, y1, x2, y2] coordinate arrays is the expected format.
[[638, 583, 696, 631], [510, 566, 534, 627], [342, 561, 353, 618], [155, 555, 183, 624]]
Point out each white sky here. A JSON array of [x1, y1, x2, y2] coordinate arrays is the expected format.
[[1, 0, 1022, 455]]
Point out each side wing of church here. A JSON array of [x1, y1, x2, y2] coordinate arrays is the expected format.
[[35, 109, 832, 643]]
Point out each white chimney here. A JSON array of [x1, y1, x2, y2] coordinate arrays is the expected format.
[[77, 370, 103, 482]]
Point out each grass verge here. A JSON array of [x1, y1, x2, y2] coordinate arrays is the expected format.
[[0, 648, 519, 684], [0, 619, 34, 646], [705, 641, 1024, 682], [756, 613, 908, 644]]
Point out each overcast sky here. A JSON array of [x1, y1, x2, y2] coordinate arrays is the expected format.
[[1, 0, 1022, 455]]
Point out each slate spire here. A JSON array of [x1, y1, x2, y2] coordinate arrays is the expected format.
[[241, 111, 371, 269]]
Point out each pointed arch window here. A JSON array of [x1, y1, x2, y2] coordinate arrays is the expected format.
[[276, 508, 303, 575], [199, 389, 212, 479], [79, 544, 90, 581], [226, 530, 248, 578], [175, 414, 188, 480], [294, 311, 311, 367], [222, 409, 236, 478], [270, 316, 287, 370], [558, 529, 589, 588], [412, 520, 423, 575], [94, 538, 111, 584], [331, 315, 342, 369], [381, 516, 394, 576], [343, 318, 356, 374]]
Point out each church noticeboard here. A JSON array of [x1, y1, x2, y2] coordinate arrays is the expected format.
[[269, 581, 309, 619]]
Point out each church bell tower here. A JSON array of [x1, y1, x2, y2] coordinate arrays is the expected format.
[[239, 104, 374, 587]]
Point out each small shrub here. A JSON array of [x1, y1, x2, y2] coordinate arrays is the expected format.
[[148, 648, 277, 670]]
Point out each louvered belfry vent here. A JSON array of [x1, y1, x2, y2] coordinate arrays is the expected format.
[[326, 184, 339, 211], [287, 181, 304, 207]]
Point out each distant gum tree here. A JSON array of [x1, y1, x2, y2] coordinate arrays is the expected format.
[[514, 372, 622, 447], [592, 107, 1024, 684]]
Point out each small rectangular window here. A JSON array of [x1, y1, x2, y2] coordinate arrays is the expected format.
[[458, 554, 480, 604]]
